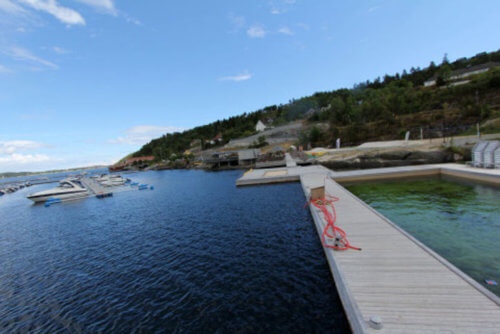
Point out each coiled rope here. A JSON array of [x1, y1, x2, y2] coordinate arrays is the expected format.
[[305, 193, 361, 251]]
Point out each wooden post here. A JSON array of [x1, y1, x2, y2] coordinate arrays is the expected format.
[[310, 186, 325, 201]]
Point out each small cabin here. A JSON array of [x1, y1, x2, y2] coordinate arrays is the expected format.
[[472, 141, 488, 167], [483, 141, 499, 168]]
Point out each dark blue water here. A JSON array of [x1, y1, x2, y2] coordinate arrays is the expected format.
[[0, 170, 349, 333]]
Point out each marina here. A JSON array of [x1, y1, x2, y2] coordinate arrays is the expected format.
[[23, 173, 151, 205], [0, 170, 349, 332], [237, 163, 500, 333]]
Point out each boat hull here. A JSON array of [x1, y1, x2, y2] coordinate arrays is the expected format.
[[27, 190, 89, 203]]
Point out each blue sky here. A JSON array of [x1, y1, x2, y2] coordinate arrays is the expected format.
[[0, 0, 499, 172]]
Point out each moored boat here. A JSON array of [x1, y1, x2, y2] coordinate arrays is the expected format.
[[27, 178, 89, 203]]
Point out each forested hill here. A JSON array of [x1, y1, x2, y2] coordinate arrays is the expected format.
[[133, 49, 500, 160]]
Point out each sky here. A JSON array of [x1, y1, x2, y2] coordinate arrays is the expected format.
[[0, 0, 499, 172]]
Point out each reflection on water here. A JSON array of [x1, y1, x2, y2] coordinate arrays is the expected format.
[[0, 170, 348, 333], [347, 175, 500, 296]]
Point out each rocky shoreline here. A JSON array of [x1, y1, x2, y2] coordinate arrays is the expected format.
[[319, 149, 463, 170]]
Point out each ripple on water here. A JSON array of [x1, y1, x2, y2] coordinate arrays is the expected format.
[[0, 170, 349, 333]]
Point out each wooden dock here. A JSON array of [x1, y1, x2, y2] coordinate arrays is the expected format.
[[237, 164, 500, 333], [237, 163, 500, 186], [79, 177, 112, 196]]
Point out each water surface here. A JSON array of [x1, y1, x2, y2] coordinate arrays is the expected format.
[[346, 176, 500, 296], [0, 170, 348, 333]]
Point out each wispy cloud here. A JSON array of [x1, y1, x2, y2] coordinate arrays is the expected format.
[[124, 13, 141, 25], [0, 140, 45, 154], [0, 64, 13, 73], [76, 0, 116, 15], [219, 70, 253, 82], [0, 153, 51, 164], [297, 22, 309, 31], [278, 26, 293, 35], [3, 46, 58, 69], [0, 140, 57, 171], [0, 0, 26, 14], [247, 25, 266, 38], [227, 12, 245, 33], [52, 46, 69, 54], [368, 6, 379, 13], [18, 0, 85, 25], [268, 0, 296, 15], [108, 125, 185, 146], [18, 110, 52, 120]]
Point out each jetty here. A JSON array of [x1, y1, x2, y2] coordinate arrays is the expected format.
[[237, 163, 500, 333], [79, 177, 113, 197]]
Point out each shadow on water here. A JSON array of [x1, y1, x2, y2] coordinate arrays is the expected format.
[[0, 170, 350, 333]]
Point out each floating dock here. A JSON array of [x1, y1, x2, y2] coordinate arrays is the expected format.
[[237, 163, 500, 186], [237, 164, 500, 333], [79, 177, 113, 197]]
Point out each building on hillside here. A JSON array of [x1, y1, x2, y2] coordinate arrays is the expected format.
[[424, 62, 500, 87], [209, 133, 223, 145], [237, 149, 261, 166], [201, 149, 261, 168], [202, 150, 239, 167], [255, 120, 267, 132]]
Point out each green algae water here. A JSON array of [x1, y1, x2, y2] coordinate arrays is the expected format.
[[345, 176, 500, 296]]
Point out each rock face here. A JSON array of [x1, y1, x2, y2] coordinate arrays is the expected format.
[[320, 150, 455, 170]]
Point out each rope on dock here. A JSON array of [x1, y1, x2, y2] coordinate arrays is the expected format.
[[305, 194, 361, 251]]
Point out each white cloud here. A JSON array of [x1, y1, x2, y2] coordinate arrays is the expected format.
[[108, 125, 185, 146], [76, 0, 116, 15], [123, 13, 140, 25], [3, 46, 58, 69], [219, 71, 253, 82], [278, 26, 293, 35], [247, 25, 266, 38], [0, 140, 57, 171], [0, 153, 50, 164], [0, 0, 26, 14], [18, 0, 85, 25], [0, 64, 13, 73], [270, 8, 281, 15], [52, 46, 69, 54], [0, 140, 45, 154]]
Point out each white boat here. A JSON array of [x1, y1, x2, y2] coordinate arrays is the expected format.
[[27, 178, 89, 203]]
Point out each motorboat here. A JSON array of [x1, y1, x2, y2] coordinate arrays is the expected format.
[[27, 178, 89, 203]]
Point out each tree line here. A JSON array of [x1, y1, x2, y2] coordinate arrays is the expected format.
[[133, 49, 500, 159]]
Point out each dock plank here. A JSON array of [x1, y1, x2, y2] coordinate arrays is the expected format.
[[301, 173, 500, 333], [236, 164, 500, 333]]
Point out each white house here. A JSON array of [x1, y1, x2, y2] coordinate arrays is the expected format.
[[255, 120, 267, 132]]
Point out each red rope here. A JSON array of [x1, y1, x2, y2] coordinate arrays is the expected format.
[[305, 194, 361, 251]]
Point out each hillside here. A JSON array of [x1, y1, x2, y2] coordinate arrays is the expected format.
[[132, 50, 500, 161]]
